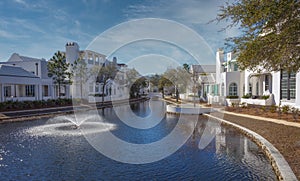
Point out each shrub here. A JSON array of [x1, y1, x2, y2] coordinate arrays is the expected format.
[[188, 94, 199, 97], [269, 105, 277, 113], [226, 95, 239, 99], [242, 94, 251, 99], [260, 105, 266, 112], [282, 105, 290, 114], [261, 95, 270, 100]]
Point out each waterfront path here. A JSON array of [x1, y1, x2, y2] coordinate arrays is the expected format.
[[0, 97, 149, 123]]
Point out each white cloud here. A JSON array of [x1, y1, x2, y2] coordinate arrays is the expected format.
[[87, 19, 215, 67], [0, 30, 28, 39], [14, 0, 27, 6], [123, 0, 241, 53]]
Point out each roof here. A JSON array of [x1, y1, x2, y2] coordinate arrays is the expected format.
[[0, 65, 39, 78], [199, 74, 216, 83], [190, 65, 216, 74], [7, 53, 45, 62]]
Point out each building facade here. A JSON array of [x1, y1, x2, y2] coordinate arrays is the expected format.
[[64, 42, 128, 102], [0, 53, 58, 102], [212, 49, 300, 108]]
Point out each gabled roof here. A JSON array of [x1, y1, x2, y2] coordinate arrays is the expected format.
[[190, 65, 216, 74], [199, 74, 216, 83], [7, 53, 45, 62], [0, 65, 39, 78]]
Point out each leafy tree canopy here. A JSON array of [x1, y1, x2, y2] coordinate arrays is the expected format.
[[217, 0, 300, 72]]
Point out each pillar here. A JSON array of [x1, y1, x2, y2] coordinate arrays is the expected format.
[[0, 84, 4, 102]]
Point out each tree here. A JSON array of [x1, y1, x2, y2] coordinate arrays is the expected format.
[[216, 0, 300, 72], [149, 74, 160, 87], [124, 68, 147, 98], [183, 63, 190, 72], [130, 77, 147, 98], [96, 63, 118, 104], [158, 76, 173, 98], [163, 67, 191, 102], [71, 58, 88, 99], [48, 51, 72, 98]]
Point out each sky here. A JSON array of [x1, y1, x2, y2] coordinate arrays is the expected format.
[[0, 0, 240, 73]]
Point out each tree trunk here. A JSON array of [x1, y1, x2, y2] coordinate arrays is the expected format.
[[58, 83, 61, 98], [102, 82, 106, 105], [80, 82, 83, 100], [176, 88, 179, 102]]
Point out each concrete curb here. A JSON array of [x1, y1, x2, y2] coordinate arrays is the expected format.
[[204, 114, 298, 181], [166, 104, 213, 115]]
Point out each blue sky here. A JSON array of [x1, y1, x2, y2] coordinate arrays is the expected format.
[[0, 0, 239, 67]]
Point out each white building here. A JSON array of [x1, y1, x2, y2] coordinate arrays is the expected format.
[[184, 64, 216, 102], [64, 42, 128, 101], [213, 49, 300, 108], [0, 53, 58, 102]]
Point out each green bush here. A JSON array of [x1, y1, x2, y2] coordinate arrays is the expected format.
[[269, 105, 277, 113], [261, 95, 270, 100], [226, 95, 239, 99], [242, 94, 251, 99], [260, 105, 266, 112], [282, 105, 290, 114], [188, 94, 199, 97]]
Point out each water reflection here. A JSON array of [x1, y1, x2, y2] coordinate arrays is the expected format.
[[0, 101, 276, 180]]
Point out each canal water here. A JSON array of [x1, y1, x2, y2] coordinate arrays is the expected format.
[[0, 101, 276, 180]]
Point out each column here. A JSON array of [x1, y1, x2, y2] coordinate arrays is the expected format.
[[0, 84, 4, 102], [35, 84, 39, 100], [296, 72, 300, 107]]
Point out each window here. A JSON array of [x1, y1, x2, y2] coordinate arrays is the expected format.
[[25, 85, 35, 97], [95, 85, 99, 93], [265, 75, 269, 91], [229, 83, 238, 96], [4, 86, 11, 97], [43, 85, 49, 97], [281, 71, 296, 100], [256, 82, 259, 95], [214, 85, 219, 96], [233, 63, 238, 71], [221, 83, 224, 96], [88, 56, 93, 64], [89, 84, 94, 92], [249, 83, 252, 94]]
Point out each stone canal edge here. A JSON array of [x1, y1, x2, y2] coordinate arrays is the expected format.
[[204, 113, 298, 181]]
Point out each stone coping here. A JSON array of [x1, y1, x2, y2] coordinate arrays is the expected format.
[[204, 113, 298, 181], [166, 104, 213, 115]]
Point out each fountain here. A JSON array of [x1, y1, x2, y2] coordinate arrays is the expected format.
[[25, 111, 117, 137]]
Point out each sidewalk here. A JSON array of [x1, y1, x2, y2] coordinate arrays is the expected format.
[[221, 110, 300, 128]]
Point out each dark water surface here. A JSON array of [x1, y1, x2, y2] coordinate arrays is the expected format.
[[0, 101, 276, 180]]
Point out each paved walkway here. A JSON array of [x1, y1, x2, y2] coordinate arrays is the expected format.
[[221, 110, 300, 128]]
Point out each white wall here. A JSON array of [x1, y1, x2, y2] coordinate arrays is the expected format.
[[296, 72, 300, 107], [272, 71, 281, 105]]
